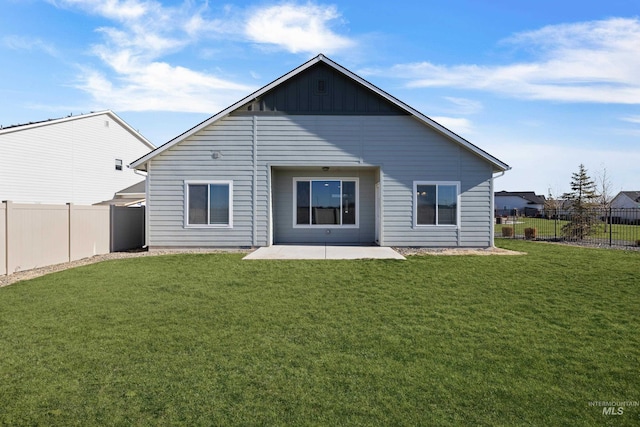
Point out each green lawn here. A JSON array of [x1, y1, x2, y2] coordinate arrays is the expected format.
[[1, 240, 639, 426]]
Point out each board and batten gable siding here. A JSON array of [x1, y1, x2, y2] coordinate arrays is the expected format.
[[246, 62, 407, 116], [0, 113, 152, 205], [147, 113, 495, 247]]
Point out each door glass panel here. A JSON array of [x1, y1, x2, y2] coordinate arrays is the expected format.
[[312, 180, 340, 225], [342, 181, 356, 225], [296, 181, 310, 225]]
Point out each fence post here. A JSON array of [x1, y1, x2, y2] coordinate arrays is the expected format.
[[1, 201, 9, 276], [67, 203, 72, 263], [110, 205, 115, 253], [609, 207, 612, 247], [554, 208, 558, 240]]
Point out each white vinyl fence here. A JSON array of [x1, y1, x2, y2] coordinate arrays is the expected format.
[[1, 201, 145, 276]]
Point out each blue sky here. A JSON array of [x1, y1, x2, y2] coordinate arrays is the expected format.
[[2, 0, 639, 197]]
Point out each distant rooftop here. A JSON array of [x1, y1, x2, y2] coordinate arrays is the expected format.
[[0, 112, 98, 131], [620, 191, 640, 202], [494, 191, 546, 205]]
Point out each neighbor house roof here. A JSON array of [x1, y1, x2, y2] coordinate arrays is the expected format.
[[131, 54, 510, 173], [94, 180, 146, 206], [619, 191, 640, 203], [494, 191, 546, 205], [0, 110, 155, 150]]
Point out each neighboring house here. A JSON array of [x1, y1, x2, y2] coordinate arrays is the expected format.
[[494, 191, 546, 217], [610, 191, 640, 223], [1, 111, 154, 205], [131, 54, 510, 248]]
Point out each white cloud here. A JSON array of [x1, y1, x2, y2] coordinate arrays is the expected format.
[[49, 1, 356, 112], [47, 0, 253, 112], [443, 97, 483, 115], [76, 57, 251, 112], [430, 116, 474, 137], [48, 0, 152, 21], [2, 35, 58, 56], [621, 115, 640, 124], [244, 3, 355, 54], [388, 18, 640, 104]]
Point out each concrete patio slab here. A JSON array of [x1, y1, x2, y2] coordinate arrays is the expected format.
[[243, 245, 405, 260]]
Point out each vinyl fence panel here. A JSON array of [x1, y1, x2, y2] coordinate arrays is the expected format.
[[5, 202, 70, 274], [70, 205, 110, 261], [0, 203, 6, 275], [2, 201, 111, 275]]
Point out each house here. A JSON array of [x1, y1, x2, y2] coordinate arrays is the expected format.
[[494, 191, 546, 217], [610, 191, 640, 223], [131, 55, 510, 249], [0, 110, 154, 205]]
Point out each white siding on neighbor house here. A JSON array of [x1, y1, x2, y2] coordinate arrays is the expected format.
[[494, 195, 535, 212], [0, 113, 152, 205], [610, 193, 640, 221], [611, 193, 640, 209], [147, 114, 495, 248]]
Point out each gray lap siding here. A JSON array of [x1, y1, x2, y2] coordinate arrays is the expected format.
[[147, 114, 494, 248]]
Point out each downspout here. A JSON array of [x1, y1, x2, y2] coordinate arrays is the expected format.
[[491, 170, 507, 247]]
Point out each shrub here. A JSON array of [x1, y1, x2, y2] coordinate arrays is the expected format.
[[502, 227, 514, 237], [524, 228, 537, 239]]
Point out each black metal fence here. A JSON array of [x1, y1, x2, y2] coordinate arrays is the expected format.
[[495, 208, 640, 249]]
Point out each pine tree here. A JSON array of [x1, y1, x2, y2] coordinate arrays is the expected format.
[[561, 164, 599, 240]]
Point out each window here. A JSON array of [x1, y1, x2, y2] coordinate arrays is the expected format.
[[115, 159, 123, 171], [414, 181, 459, 226], [294, 178, 358, 227], [185, 181, 233, 227]]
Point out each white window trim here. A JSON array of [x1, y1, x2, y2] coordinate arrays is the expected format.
[[184, 180, 233, 228], [413, 181, 461, 228], [293, 177, 359, 229]]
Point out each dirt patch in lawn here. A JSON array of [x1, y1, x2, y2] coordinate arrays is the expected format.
[[395, 247, 526, 256]]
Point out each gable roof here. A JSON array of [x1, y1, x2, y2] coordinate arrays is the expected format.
[[495, 191, 546, 205], [94, 180, 146, 206], [0, 110, 155, 150], [617, 191, 640, 203], [131, 54, 510, 172]]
